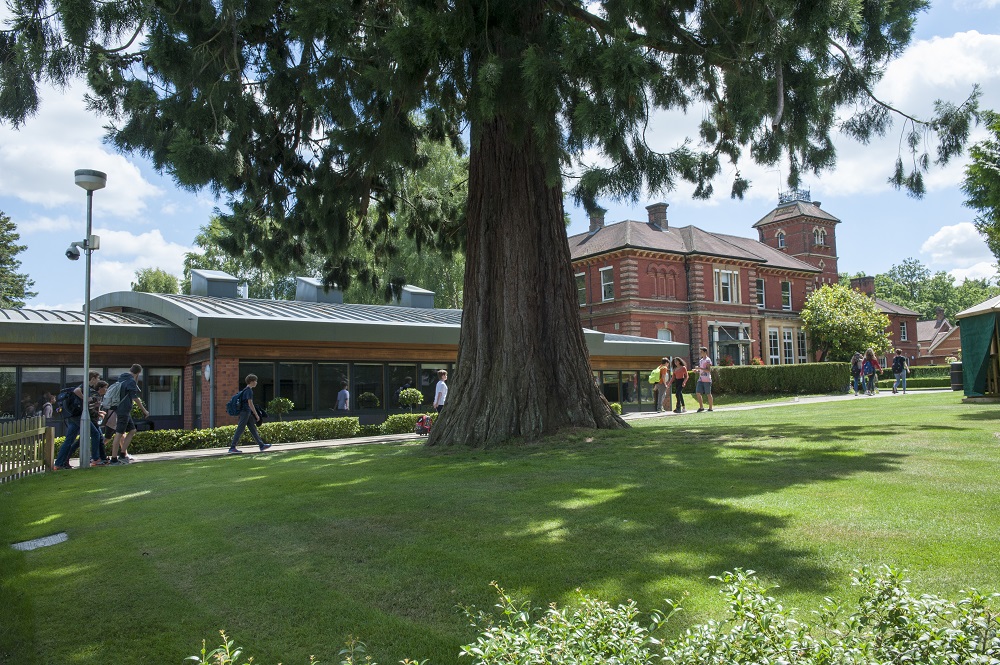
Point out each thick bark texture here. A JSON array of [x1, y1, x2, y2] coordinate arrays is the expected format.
[[427, 116, 627, 447]]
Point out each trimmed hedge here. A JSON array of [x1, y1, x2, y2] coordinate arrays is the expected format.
[[877, 365, 950, 380], [877, 377, 951, 389], [123, 416, 362, 455], [710, 362, 849, 395]]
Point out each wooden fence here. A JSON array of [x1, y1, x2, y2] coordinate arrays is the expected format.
[[0, 415, 54, 483]]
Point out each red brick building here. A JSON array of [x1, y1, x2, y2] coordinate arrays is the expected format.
[[569, 191, 840, 366], [848, 276, 920, 364]]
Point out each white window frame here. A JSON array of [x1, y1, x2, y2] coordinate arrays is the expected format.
[[813, 228, 826, 246], [768, 329, 780, 365], [600, 267, 615, 302], [657, 329, 673, 341], [575, 272, 586, 307], [797, 330, 808, 364], [781, 281, 792, 311], [783, 329, 794, 364], [714, 268, 740, 304], [756, 278, 765, 309], [776, 231, 786, 248], [900, 321, 908, 341]]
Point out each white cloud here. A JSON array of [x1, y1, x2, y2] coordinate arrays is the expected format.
[[949, 262, 997, 281], [920, 221, 993, 268], [15, 214, 76, 234], [952, 0, 1000, 8], [86, 228, 192, 299], [0, 83, 164, 220]]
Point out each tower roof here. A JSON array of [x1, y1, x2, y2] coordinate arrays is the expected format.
[[752, 200, 840, 228]]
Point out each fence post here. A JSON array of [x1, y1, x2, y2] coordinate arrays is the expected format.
[[44, 427, 55, 470]]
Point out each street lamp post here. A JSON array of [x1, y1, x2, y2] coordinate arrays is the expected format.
[[72, 169, 107, 469]]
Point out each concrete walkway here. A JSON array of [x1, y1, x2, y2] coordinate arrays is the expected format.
[[61, 389, 954, 468]]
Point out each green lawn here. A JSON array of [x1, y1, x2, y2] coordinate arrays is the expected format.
[[2, 392, 998, 664]]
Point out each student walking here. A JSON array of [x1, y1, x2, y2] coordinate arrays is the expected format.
[[862, 349, 881, 395], [891, 349, 910, 394], [108, 365, 148, 464], [850, 351, 864, 396], [229, 374, 271, 454], [670, 357, 688, 413], [336, 380, 350, 411], [655, 357, 670, 412], [695, 347, 714, 412], [54, 370, 103, 469], [433, 369, 448, 413]]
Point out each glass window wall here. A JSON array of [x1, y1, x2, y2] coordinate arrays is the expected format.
[[21, 367, 60, 417], [0, 367, 15, 418], [239, 362, 275, 407], [354, 363, 385, 410], [318, 363, 350, 413], [388, 364, 418, 409], [147, 368, 182, 416], [279, 362, 313, 412]]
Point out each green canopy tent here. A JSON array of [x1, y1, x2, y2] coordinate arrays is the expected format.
[[956, 295, 1000, 398]]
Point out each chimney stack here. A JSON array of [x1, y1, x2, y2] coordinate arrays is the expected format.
[[850, 276, 875, 297], [646, 202, 669, 231], [588, 207, 607, 233], [935, 306, 945, 326]]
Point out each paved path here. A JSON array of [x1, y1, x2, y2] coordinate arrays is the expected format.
[[62, 389, 954, 468]]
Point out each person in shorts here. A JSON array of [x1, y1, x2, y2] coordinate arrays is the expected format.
[[695, 347, 714, 412], [109, 364, 148, 464]]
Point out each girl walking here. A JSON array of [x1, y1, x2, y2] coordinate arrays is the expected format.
[[671, 357, 689, 413]]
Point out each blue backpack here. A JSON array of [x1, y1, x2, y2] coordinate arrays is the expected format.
[[225, 391, 243, 416], [862, 360, 874, 375]]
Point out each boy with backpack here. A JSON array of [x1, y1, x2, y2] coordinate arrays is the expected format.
[[54, 370, 102, 469], [850, 352, 863, 396], [228, 374, 271, 454], [107, 364, 149, 464], [891, 349, 910, 394]]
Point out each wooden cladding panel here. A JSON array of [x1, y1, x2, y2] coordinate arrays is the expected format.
[[0, 344, 188, 367]]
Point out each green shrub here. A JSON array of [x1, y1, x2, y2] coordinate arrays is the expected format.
[[359, 423, 385, 436], [877, 377, 951, 389], [711, 362, 849, 395], [126, 417, 362, 454], [193, 567, 1000, 665], [397, 388, 424, 410], [383, 412, 436, 434], [357, 392, 381, 409], [266, 397, 295, 421], [609, 402, 622, 415]]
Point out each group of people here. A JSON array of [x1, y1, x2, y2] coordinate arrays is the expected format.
[[652, 347, 716, 414], [850, 348, 910, 396], [54, 364, 149, 469]]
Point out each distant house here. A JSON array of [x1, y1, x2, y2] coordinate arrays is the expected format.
[[915, 307, 961, 365], [849, 276, 920, 364], [568, 190, 840, 367]]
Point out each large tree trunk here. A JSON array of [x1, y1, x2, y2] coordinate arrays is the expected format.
[[427, 114, 627, 447]]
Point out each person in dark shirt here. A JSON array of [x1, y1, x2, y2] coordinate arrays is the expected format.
[[891, 348, 910, 394], [229, 374, 271, 454], [109, 364, 148, 464]]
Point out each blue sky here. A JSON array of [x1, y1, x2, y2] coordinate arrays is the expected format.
[[1, 1, 998, 310]]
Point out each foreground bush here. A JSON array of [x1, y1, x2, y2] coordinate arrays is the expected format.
[[196, 567, 999, 664]]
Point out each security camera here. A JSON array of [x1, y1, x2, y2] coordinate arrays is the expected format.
[[65, 244, 81, 261]]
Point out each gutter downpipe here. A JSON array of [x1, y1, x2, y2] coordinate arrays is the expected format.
[[209, 338, 216, 428]]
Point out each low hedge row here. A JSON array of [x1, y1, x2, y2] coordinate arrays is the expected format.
[[876, 377, 951, 389], [876, 365, 951, 379], [709, 362, 849, 395], [119, 412, 438, 455]]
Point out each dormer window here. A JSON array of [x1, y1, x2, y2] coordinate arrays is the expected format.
[[776, 231, 786, 248]]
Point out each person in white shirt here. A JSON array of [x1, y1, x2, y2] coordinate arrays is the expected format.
[[433, 369, 448, 413]]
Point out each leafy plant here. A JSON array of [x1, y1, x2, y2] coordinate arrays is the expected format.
[[188, 630, 318, 664], [397, 388, 424, 411], [267, 397, 295, 421], [609, 402, 622, 415], [749, 357, 764, 366], [357, 392, 381, 409]]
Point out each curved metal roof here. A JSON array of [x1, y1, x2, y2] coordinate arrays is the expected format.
[[0, 308, 191, 346], [88, 291, 687, 359]]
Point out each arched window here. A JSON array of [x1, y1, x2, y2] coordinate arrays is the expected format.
[[664, 270, 677, 299], [813, 227, 826, 245], [776, 230, 786, 248]]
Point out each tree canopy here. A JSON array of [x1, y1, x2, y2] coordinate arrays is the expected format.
[[0, 210, 36, 308], [0, 0, 979, 444], [844, 258, 1000, 321], [131, 267, 180, 294], [801, 283, 892, 362], [963, 110, 1000, 263]]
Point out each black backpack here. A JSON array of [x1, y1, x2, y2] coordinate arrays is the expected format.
[[55, 385, 83, 419], [892, 356, 906, 373]]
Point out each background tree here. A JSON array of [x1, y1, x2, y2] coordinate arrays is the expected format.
[[801, 284, 892, 362], [131, 267, 180, 294], [0, 210, 36, 308], [1, 0, 978, 446], [963, 111, 1000, 262]]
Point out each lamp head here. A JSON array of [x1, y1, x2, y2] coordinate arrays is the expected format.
[[74, 169, 107, 192]]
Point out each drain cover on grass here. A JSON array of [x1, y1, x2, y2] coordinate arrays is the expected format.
[[11, 532, 68, 551]]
